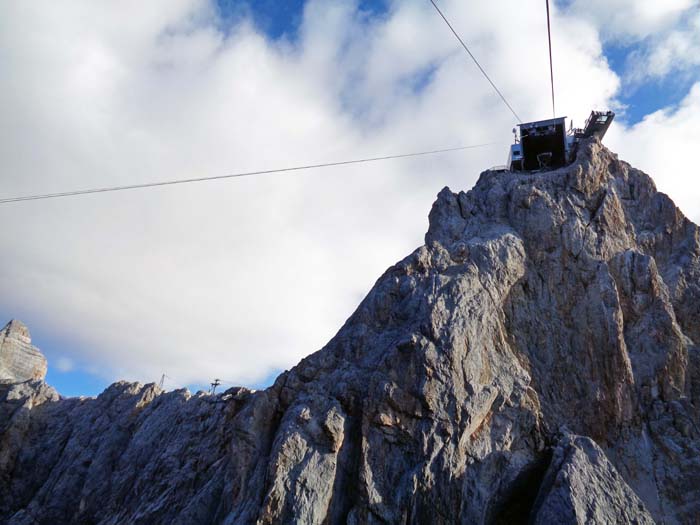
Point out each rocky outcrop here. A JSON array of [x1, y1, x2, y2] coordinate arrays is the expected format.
[[531, 432, 655, 524], [0, 321, 47, 383], [1, 139, 699, 524]]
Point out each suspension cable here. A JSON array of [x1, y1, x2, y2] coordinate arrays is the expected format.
[[428, 0, 522, 123], [545, 0, 556, 118], [0, 142, 500, 205]]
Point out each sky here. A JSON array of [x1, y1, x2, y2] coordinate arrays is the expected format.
[[1, 0, 699, 397]]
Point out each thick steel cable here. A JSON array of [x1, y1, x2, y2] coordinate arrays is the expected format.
[[0, 142, 500, 205], [546, 0, 556, 118], [429, 0, 523, 123]]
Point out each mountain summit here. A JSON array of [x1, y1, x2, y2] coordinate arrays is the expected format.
[[1, 139, 699, 524], [0, 320, 47, 384]]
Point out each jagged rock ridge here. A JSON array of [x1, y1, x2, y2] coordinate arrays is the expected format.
[[1, 139, 699, 524]]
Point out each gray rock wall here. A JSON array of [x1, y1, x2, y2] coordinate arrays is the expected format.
[[1, 139, 699, 524]]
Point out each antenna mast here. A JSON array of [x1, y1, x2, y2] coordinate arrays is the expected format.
[[210, 379, 221, 395]]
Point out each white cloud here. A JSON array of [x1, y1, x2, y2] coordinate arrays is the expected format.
[[0, 0, 695, 390], [56, 357, 75, 373], [567, 0, 696, 41], [625, 12, 700, 83], [567, 0, 700, 86], [608, 82, 700, 223]]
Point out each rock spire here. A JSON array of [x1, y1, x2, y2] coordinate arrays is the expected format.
[[0, 320, 47, 383]]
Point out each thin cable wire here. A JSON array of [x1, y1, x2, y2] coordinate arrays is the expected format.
[[428, 0, 522, 123], [545, 0, 556, 118], [0, 142, 500, 205]]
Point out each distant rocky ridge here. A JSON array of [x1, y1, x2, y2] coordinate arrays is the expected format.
[[1, 139, 699, 524], [0, 320, 47, 384]]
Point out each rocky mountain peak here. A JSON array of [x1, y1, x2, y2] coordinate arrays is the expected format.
[[2, 320, 31, 342], [0, 319, 47, 383], [1, 139, 698, 524]]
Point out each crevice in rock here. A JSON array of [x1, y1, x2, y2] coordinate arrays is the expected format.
[[487, 449, 553, 525], [324, 399, 363, 525]]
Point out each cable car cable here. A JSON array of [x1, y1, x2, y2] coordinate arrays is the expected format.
[[545, 0, 556, 118], [428, 0, 523, 123], [0, 142, 500, 205]]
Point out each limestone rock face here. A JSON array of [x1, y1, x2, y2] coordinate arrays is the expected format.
[[531, 432, 655, 524], [0, 320, 47, 383], [1, 139, 699, 524]]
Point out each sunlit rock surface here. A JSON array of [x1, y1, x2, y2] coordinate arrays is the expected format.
[[0, 320, 47, 383], [1, 139, 699, 524]]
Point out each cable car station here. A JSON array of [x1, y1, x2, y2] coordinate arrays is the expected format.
[[508, 110, 615, 172]]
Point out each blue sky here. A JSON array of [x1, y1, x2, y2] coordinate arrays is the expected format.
[[0, 309, 282, 397], [2, 308, 281, 396], [605, 43, 697, 124], [1, 0, 698, 398], [27, 319, 281, 397], [216, 0, 390, 39]]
